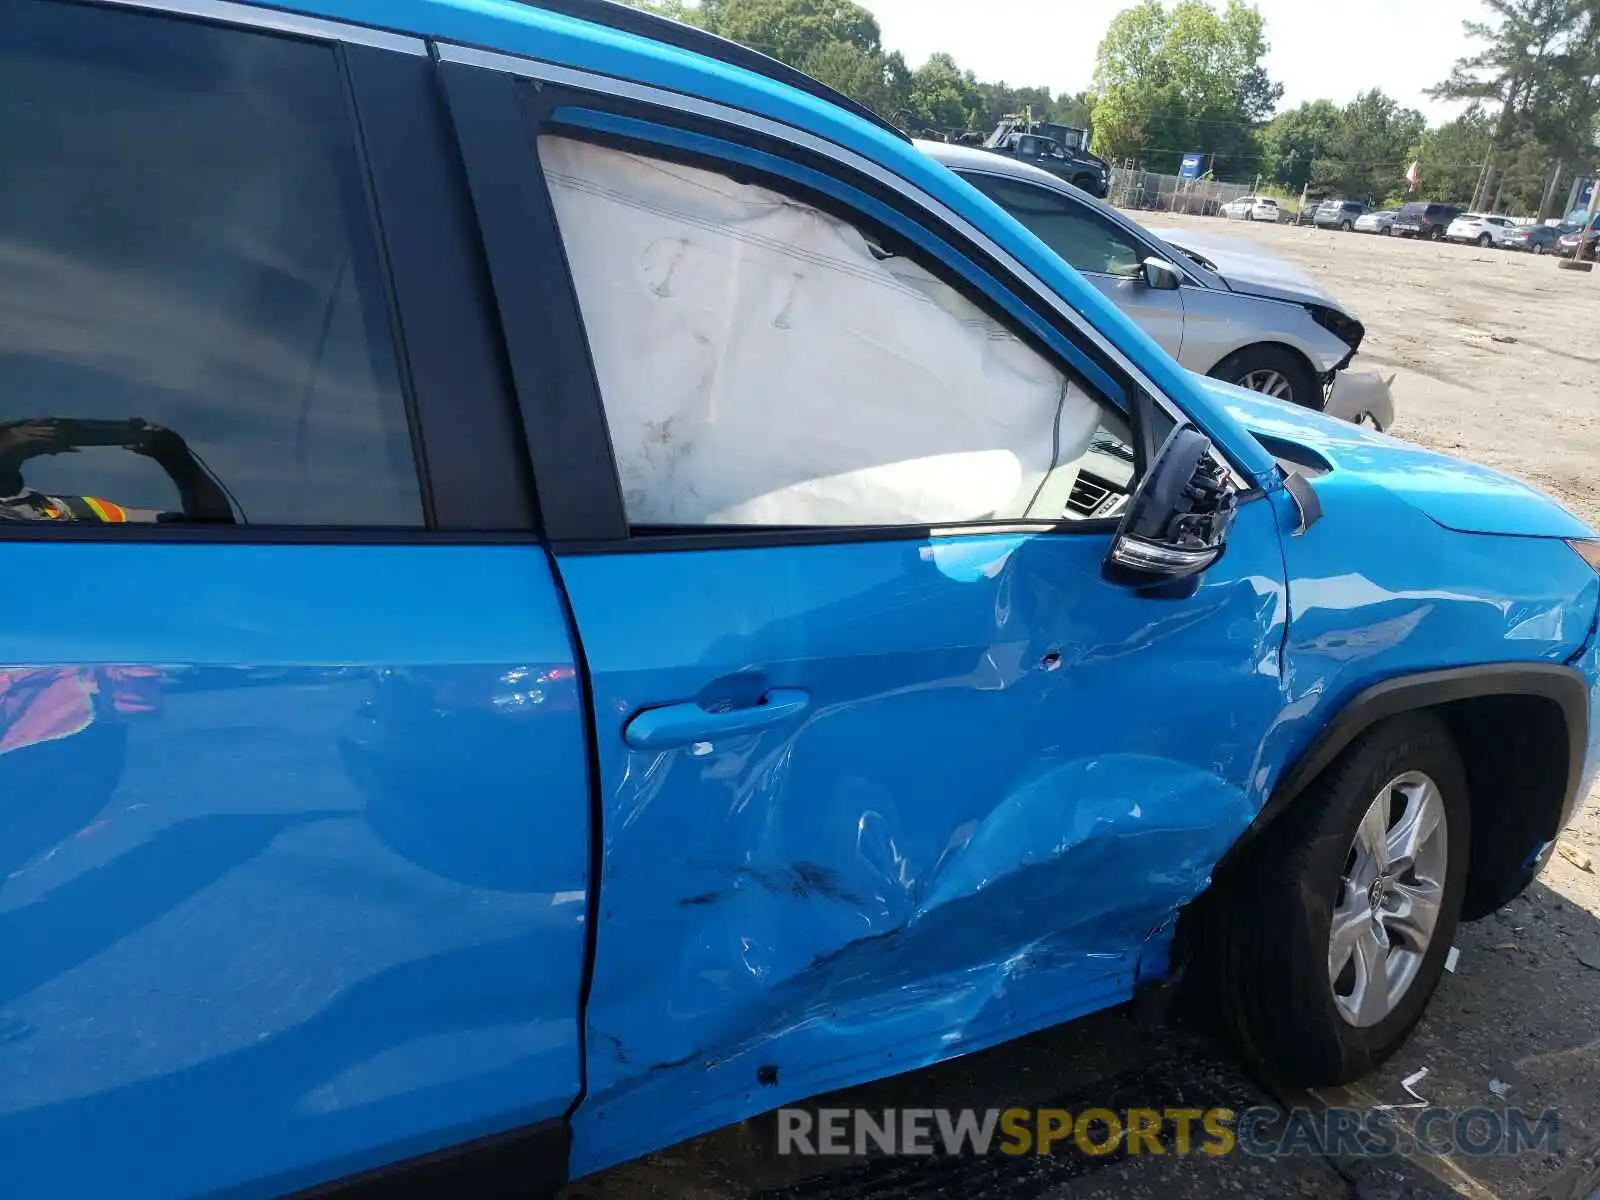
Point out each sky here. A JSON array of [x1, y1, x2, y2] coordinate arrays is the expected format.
[[859, 0, 1479, 125]]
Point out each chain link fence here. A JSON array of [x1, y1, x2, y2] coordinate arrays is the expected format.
[[1107, 168, 1259, 216]]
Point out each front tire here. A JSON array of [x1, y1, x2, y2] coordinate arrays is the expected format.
[[1477, 233, 1493, 248], [1341, 220, 1354, 232], [1210, 344, 1320, 409], [1382, 225, 1393, 236], [1189, 713, 1469, 1086], [1430, 225, 1445, 241]]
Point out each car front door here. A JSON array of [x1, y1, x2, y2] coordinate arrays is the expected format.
[[445, 60, 1292, 1177], [0, 7, 588, 1197], [958, 170, 1187, 359]]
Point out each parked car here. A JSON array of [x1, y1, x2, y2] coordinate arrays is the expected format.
[[7, 2, 1600, 1199], [1353, 208, 1398, 234], [1548, 227, 1600, 260], [1315, 199, 1367, 230], [1295, 203, 1323, 226], [1501, 223, 1564, 254], [1221, 194, 1281, 221], [1393, 201, 1464, 239], [1445, 213, 1519, 247], [922, 142, 1393, 427]]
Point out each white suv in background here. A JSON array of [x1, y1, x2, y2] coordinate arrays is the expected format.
[[1446, 213, 1519, 247], [1221, 195, 1281, 222]]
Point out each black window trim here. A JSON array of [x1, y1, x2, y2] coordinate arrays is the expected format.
[[0, 0, 537, 542], [441, 50, 1172, 552], [435, 42, 1202, 443]]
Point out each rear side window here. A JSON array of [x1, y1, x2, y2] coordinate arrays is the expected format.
[[542, 137, 1137, 529], [0, 0, 424, 528], [963, 174, 1145, 277]]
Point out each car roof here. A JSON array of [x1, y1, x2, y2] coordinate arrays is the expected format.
[[915, 139, 1076, 189]]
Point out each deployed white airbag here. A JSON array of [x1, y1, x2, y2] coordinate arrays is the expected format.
[[541, 137, 1101, 526]]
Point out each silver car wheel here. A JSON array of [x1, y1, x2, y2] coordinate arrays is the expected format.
[[1328, 770, 1449, 1028], [1238, 369, 1293, 400]]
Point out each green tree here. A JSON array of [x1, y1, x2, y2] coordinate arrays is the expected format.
[[1089, 0, 1282, 177], [1310, 90, 1425, 203], [973, 81, 1057, 129], [698, 0, 882, 60], [907, 51, 983, 133], [1259, 99, 1341, 191], [799, 41, 913, 124], [1051, 91, 1096, 129], [615, 0, 702, 22], [1403, 108, 1494, 205], [1432, 0, 1580, 211]]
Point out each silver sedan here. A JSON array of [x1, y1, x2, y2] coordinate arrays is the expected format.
[[919, 141, 1394, 430]]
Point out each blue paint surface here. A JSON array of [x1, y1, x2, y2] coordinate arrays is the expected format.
[[9, 3, 1600, 1195], [1208, 378, 1598, 539], [557, 506, 1290, 1172], [0, 544, 589, 1199]]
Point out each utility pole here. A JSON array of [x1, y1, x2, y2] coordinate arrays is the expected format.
[[1472, 148, 1494, 211], [1539, 160, 1564, 221]]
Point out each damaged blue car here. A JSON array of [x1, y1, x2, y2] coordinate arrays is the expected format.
[[1, 0, 1597, 1196]]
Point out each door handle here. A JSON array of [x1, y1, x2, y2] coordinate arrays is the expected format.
[[623, 689, 811, 751]]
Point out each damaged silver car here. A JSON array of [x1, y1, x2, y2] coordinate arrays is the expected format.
[[920, 140, 1395, 430]]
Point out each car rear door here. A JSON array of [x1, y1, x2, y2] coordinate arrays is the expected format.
[[0, 6, 588, 1197], [442, 52, 1291, 1176]]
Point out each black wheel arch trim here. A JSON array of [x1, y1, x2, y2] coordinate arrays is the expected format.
[[1217, 662, 1589, 873]]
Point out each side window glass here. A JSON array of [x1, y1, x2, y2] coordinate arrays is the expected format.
[[962, 174, 1145, 277], [540, 137, 1136, 529], [0, 1, 423, 527]]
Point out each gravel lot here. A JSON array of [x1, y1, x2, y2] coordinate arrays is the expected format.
[[1146, 212, 1600, 1200], [566, 219, 1600, 1200], [1149, 213, 1600, 528]]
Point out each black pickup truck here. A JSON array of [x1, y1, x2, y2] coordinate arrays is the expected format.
[[981, 119, 1110, 198]]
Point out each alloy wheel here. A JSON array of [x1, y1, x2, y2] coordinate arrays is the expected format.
[[1237, 369, 1293, 400], [1328, 771, 1449, 1028]]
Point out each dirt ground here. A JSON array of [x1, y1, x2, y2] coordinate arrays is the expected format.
[[1146, 212, 1600, 1200], [565, 219, 1600, 1200], [1149, 213, 1600, 529]]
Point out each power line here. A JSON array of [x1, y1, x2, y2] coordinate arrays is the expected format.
[[1119, 145, 1500, 169]]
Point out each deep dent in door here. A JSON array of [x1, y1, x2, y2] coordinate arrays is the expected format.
[[560, 504, 1288, 1174]]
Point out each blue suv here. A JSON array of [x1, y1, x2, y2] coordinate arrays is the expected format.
[[1, 1, 1597, 1196]]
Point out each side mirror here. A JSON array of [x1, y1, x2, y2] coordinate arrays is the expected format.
[[1104, 424, 1236, 590], [1141, 258, 1183, 291]]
